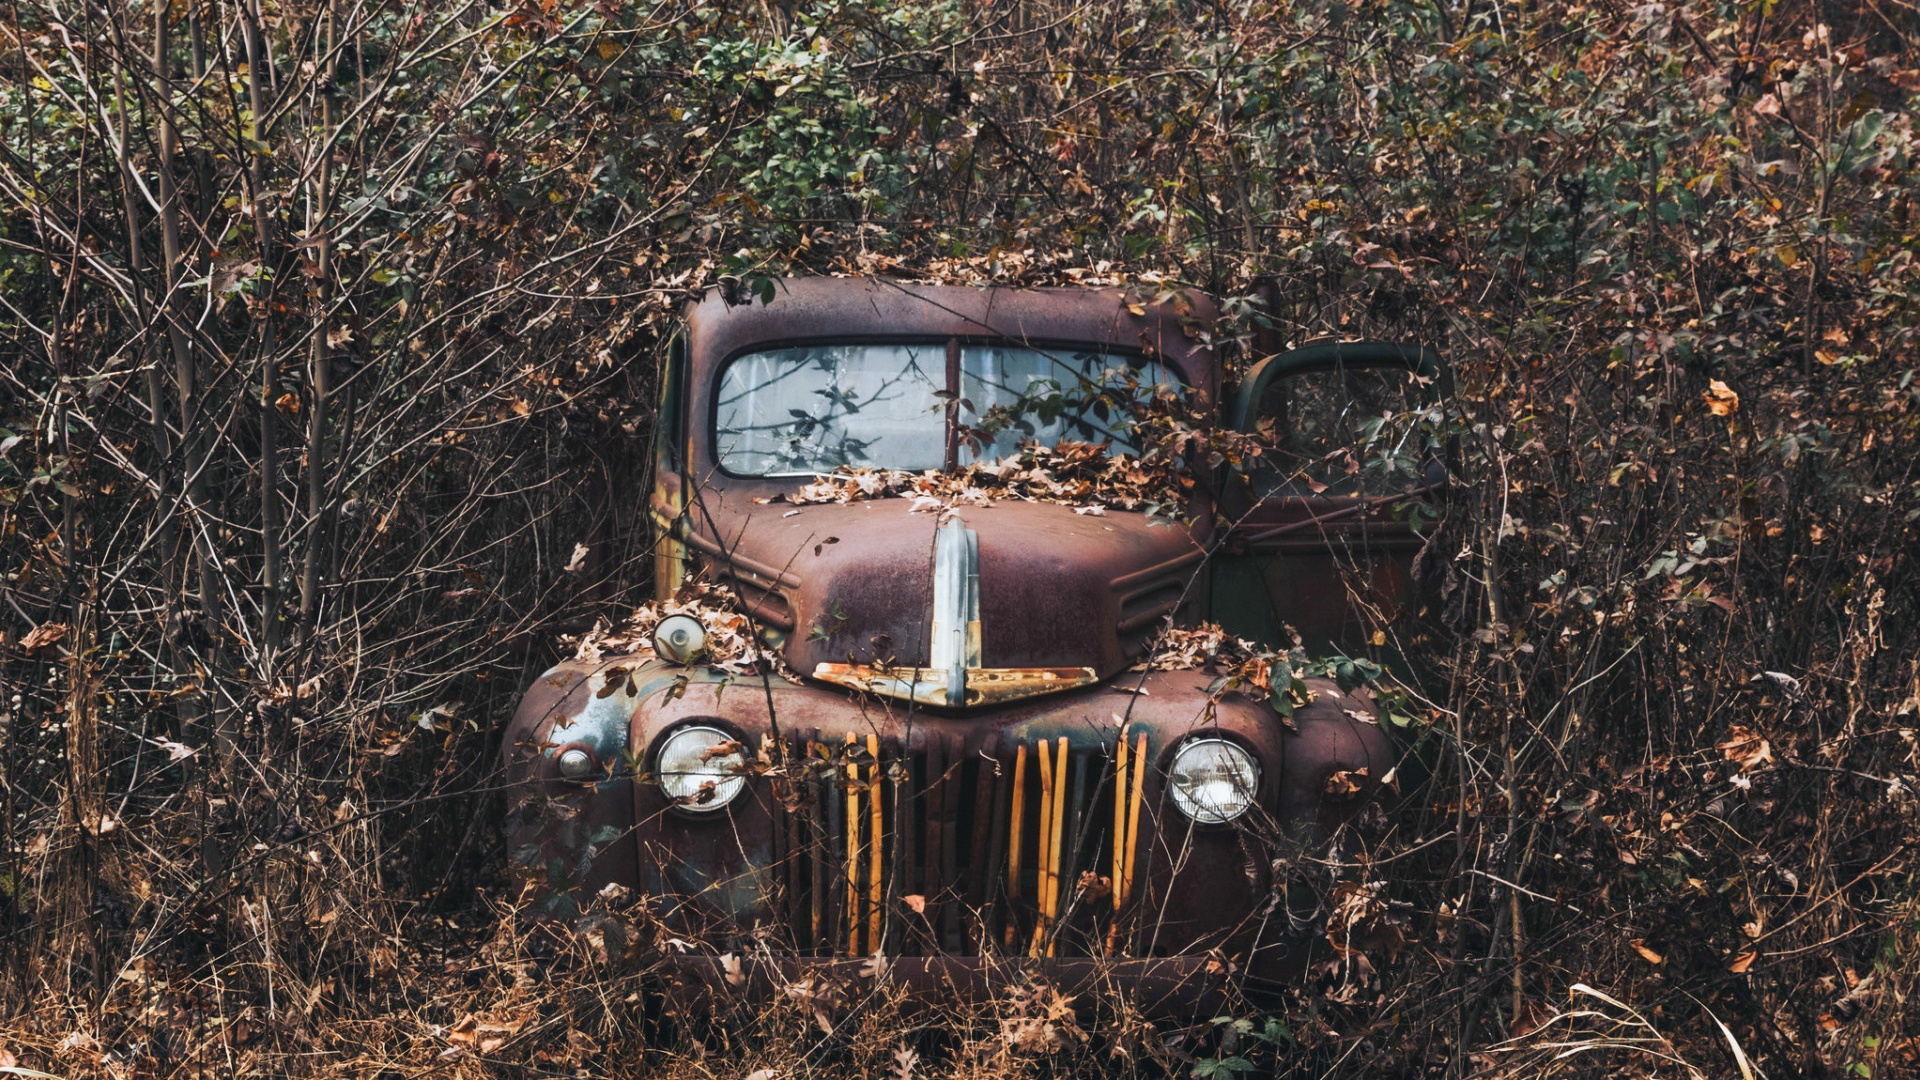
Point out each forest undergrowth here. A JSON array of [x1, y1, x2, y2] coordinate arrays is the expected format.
[[1, 0, 1917, 1076]]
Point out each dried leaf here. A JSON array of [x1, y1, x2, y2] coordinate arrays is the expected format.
[[20, 623, 68, 654], [1718, 725, 1773, 770], [1075, 871, 1112, 902], [446, 1016, 479, 1045], [55, 1032, 96, 1057], [891, 1044, 919, 1080], [209, 258, 261, 295], [1325, 768, 1370, 799], [1703, 380, 1740, 417], [1630, 938, 1664, 965], [567, 580, 795, 678]]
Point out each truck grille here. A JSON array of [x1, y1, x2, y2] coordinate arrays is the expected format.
[[764, 728, 1152, 958]]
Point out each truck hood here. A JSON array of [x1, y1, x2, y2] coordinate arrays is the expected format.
[[687, 497, 1204, 708]]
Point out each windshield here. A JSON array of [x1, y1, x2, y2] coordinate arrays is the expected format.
[[714, 342, 1179, 476]]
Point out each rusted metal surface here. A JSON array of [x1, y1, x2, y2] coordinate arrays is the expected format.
[[504, 660, 1392, 982], [501, 664, 653, 903], [674, 280, 1217, 691], [811, 662, 1100, 707], [501, 276, 1435, 1004], [683, 486, 1208, 693], [684, 278, 1220, 405]]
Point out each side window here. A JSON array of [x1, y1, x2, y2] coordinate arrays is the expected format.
[[1252, 362, 1438, 497]]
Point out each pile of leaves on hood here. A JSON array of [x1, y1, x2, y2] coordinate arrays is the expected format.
[[1139, 621, 1267, 670], [763, 439, 1183, 516], [1137, 623, 1311, 717], [1141, 622, 1393, 720], [563, 580, 794, 677]]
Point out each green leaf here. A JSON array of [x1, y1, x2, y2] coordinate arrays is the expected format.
[[1268, 684, 1295, 718], [1192, 1056, 1254, 1079]]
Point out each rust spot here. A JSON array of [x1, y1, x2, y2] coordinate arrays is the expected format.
[[811, 663, 1099, 708]]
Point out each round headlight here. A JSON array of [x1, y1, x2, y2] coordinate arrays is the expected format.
[[653, 614, 707, 665], [655, 724, 748, 812], [1167, 738, 1261, 824], [555, 747, 595, 779]]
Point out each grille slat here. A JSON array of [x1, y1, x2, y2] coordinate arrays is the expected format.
[[923, 736, 947, 944], [939, 742, 965, 951], [825, 743, 846, 955], [982, 738, 1012, 949], [769, 732, 1143, 959], [811, 736, 830, 951]]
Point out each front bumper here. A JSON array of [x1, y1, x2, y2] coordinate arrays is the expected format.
[[505, 660, 1394, 997]]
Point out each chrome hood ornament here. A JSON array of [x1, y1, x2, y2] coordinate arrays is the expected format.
[[813, 516, 1098, 708]]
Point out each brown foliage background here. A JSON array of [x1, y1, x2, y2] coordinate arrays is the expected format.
[[0, 0, 1916, 1076]]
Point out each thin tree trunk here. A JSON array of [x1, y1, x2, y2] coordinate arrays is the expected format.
[[243, 0, 285, 660], [111, 71, 176, 568], [153, 0, 233, 778], [299, 1, 338, 633], [61, 586, 103, 998]]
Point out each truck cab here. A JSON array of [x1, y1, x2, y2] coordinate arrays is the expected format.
[[502, 278, 1443, 1007]]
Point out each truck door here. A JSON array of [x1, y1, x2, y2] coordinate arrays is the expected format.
[[647, 332, 689, 600], [1209, 342, 1448, 663]]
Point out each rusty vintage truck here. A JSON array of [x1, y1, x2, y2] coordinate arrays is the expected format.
[[502, 277, 1444, 1009]]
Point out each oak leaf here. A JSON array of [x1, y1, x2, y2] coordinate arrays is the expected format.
[[20, 623, 67, 654], [1703, 380, 1740, 417]]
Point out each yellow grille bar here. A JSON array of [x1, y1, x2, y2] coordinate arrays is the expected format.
[[1111, 731, 1129, 911], [1124, 731, 1147, 910], [1029, 738, 1054, 957], [1048, 736, 1068, 957], [1028, 736, 1069, 957], [867, 732, 883, 954], [844, 733, 861, 956], [798, 732, 1153, 958], [1107, 729, 1149, 953]]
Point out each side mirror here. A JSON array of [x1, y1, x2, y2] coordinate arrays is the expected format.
[[1230, 341, 1447, 433], [1229, 341, 1450, 500]]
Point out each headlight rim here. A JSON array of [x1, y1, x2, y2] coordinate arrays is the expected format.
[[1166, 734, 1263, 826], [553, 744, 598, 781], [652, 614, 708, 666], [652, 720, 751, 815]]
